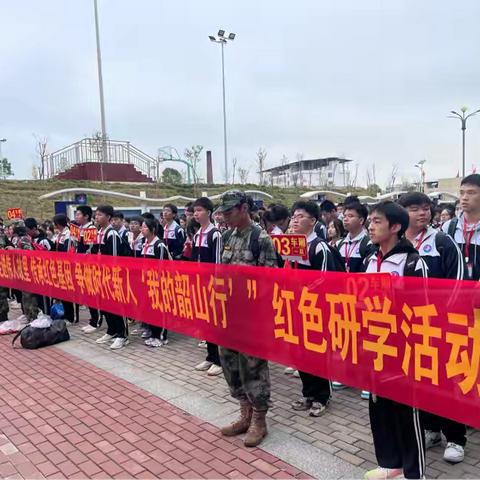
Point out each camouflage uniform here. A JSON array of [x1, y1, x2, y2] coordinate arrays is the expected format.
[[220, 221, 278, 410], [16, 231, 39, 321], [0, 228, 9, 321]]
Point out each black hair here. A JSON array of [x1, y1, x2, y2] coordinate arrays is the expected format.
[[186, 218, 200, 239], [329, 218, 345, 238], [461, 174, 480, 188], [268, 203, 290, 222], [344, 195, 360, 207], [184, 201, 193, 208], [130, 215, 145, 224], [370, 201, 409, 239], [53, 214, 69, 228], [398, 192, 432, 209], [124, 217, 131, 223], [163, 203, 178, 215], [185, 205, 194, 214], [193, 197, 215, 213], [24, 218, 38, 230], [96, 205, 114, 218], [291, 200, 320, 221], [142, 217, 158, 234], [344, 202, 368, 222], [13, 226, 27, 236], [441, 204, 456, 218], [320, 200, 336, 213], [112, 211, 124, 220], [76, 206, 93, 221], [141, 212, 155, 221]]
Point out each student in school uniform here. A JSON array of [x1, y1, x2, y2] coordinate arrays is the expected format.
[[162, 204, 186, 259], [191, 197, 224, 376], [399, 192, 467, 464], [140, 218, 170, 348], [92, 206, 130, 350], [288, 201, 338, 418], [363, 201, 428, 480]]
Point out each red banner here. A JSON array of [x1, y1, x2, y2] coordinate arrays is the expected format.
[[0, 249, 479, 429]]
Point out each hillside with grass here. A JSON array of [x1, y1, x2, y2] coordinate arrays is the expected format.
[[0, 179, 366, 221]]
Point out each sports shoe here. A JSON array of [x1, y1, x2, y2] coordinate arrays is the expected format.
[[198, 340, 207, 348], [292, 370, 300, 378], [425, 430, 442, 449], [309, 401, 327, 417], [141, 329, 152, 339], [195, 361, 213, 371], [284, 367, 296, 375], [361, 390, 370, 400], [147, 338, 163, 348], [332, 381, 347, 390], [82, 324, 98, 334], [96, 333, 115, 344], [207, 364, 223, 376], [291, 397, 313, 411], [161, 338, 169, 345], [443, 442, 464, 463], [364, 467, 403, 479], [110, 337, 129, 350]]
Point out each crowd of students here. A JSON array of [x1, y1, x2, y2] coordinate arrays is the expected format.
[[2, 173, 480, 479]]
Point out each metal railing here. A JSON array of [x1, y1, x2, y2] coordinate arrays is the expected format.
[[46, 138, 158, 180]]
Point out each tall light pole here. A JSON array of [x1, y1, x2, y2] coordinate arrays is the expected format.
[[209, 30, 235, 184], [415, 159, 426, 193], [449, 107, 480, 178], [93, 0, 107, 183]]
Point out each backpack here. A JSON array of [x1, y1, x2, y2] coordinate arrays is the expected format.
[[309, 237, 346, 272], [447, 218, 459, 239], [222, 225, 264, 266], [12, 319, 70, 350], [336, 235, 371, 259]]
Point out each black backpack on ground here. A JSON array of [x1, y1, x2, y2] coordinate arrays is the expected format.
[[12, 320, 70, 350]]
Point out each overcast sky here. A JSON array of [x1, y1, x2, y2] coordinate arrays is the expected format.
[[1, 0, 479, 186]]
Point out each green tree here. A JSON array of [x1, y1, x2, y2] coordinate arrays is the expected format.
[[0, 158, 14, 179], [162, 167, 182, 184]]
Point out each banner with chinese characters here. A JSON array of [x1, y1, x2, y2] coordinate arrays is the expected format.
[[0, 249, 479, 429]]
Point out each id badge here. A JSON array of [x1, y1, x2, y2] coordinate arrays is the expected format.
[[467, 263, 473, 279]]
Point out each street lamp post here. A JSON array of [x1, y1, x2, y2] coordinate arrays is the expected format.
[[414, 159, 426, 193], [93, 0, 107, 183], [449, 107, 480, 178], [209, 30, 236, 184]]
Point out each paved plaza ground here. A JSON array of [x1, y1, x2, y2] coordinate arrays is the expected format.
[[0, 304, 479, 479]]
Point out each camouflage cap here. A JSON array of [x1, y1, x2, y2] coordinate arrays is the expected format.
[[10, 220, 25, 228], [216, 190, 247, 213]]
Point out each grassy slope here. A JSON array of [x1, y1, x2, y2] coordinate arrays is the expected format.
[[1, 179, 363, 220]]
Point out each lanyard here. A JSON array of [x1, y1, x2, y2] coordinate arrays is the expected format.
[[97, 228, 106, 255], [376, 251, 384, 273], [463, 221, 477, 264], [414, 229, 428, 251], [197, 228, 205, 262], [142, 238, 153, 258], [344, 240, 359, 270]]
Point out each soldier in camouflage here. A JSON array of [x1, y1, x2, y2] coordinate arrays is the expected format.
[[11, 222, 39, 321], [0, 224, 11, 322], [217, 191, 278, 448]]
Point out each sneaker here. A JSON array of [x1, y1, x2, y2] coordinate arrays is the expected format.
[[96, 333, 115, 344], [361, 390, 370, 400], [82, 324, 98, 334], [364, 467, 403, 479], [161, 338, 169, 346], [309, 401, 327, 417], [147, 338, 163, 348], [110, 337, 129, 350], [425, 430, 442, 449], [443, 442, 464, 463], [292, 370, 300, 378], [332, 381, 347, 390], [291, 397, 313, 411], [144, 338, 153, 346], [141, 329, 152, 338], [207, 364, 223, 376], [284, 367, 296, 375], [198, 340, 207, 348], [195, 361, 213, 371]]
